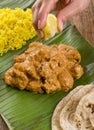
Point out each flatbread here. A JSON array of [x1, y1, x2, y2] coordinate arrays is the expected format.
[[75, 91, 94, 129], [52, 84, 94, 130], [52, 85, 84, 130]]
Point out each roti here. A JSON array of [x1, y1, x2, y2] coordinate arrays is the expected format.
[[52, 84, 94, 130]]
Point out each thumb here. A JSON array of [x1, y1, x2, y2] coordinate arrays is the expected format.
[[57, 1, 90, 32]]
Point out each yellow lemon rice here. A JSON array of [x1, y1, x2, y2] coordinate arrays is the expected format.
[[0, 8, 36, 56]]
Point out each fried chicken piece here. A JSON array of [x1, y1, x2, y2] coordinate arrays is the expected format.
[[58, 44, 81, 62], [58, 69, 74, 91], [4, 67, 29, 90], [14, 54, 26, 63]]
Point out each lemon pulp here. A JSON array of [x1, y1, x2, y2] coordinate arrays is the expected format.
[[42, 14, 59, 40]]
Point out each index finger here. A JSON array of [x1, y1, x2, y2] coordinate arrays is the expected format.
[[37, 0, 57, 29]]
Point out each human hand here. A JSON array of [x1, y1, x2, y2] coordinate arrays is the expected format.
[[32, 0, 90, 38]]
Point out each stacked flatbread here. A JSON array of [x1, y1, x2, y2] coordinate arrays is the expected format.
[[52, 84, 94, 130]]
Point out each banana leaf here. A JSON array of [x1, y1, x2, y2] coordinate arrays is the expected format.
[[0, 0, 94, 130]]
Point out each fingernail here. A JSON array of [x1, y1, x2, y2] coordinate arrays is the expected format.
[[37, 30, 44, 39], [58, 22, 63, 32]]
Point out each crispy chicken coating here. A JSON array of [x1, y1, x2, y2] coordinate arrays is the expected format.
[[4, 42, 84, 93]]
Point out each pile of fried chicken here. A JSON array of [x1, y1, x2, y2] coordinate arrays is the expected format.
[[4, 42, 83, 93]]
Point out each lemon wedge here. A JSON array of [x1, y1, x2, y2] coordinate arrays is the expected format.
[[42, 14, 59, 40]]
